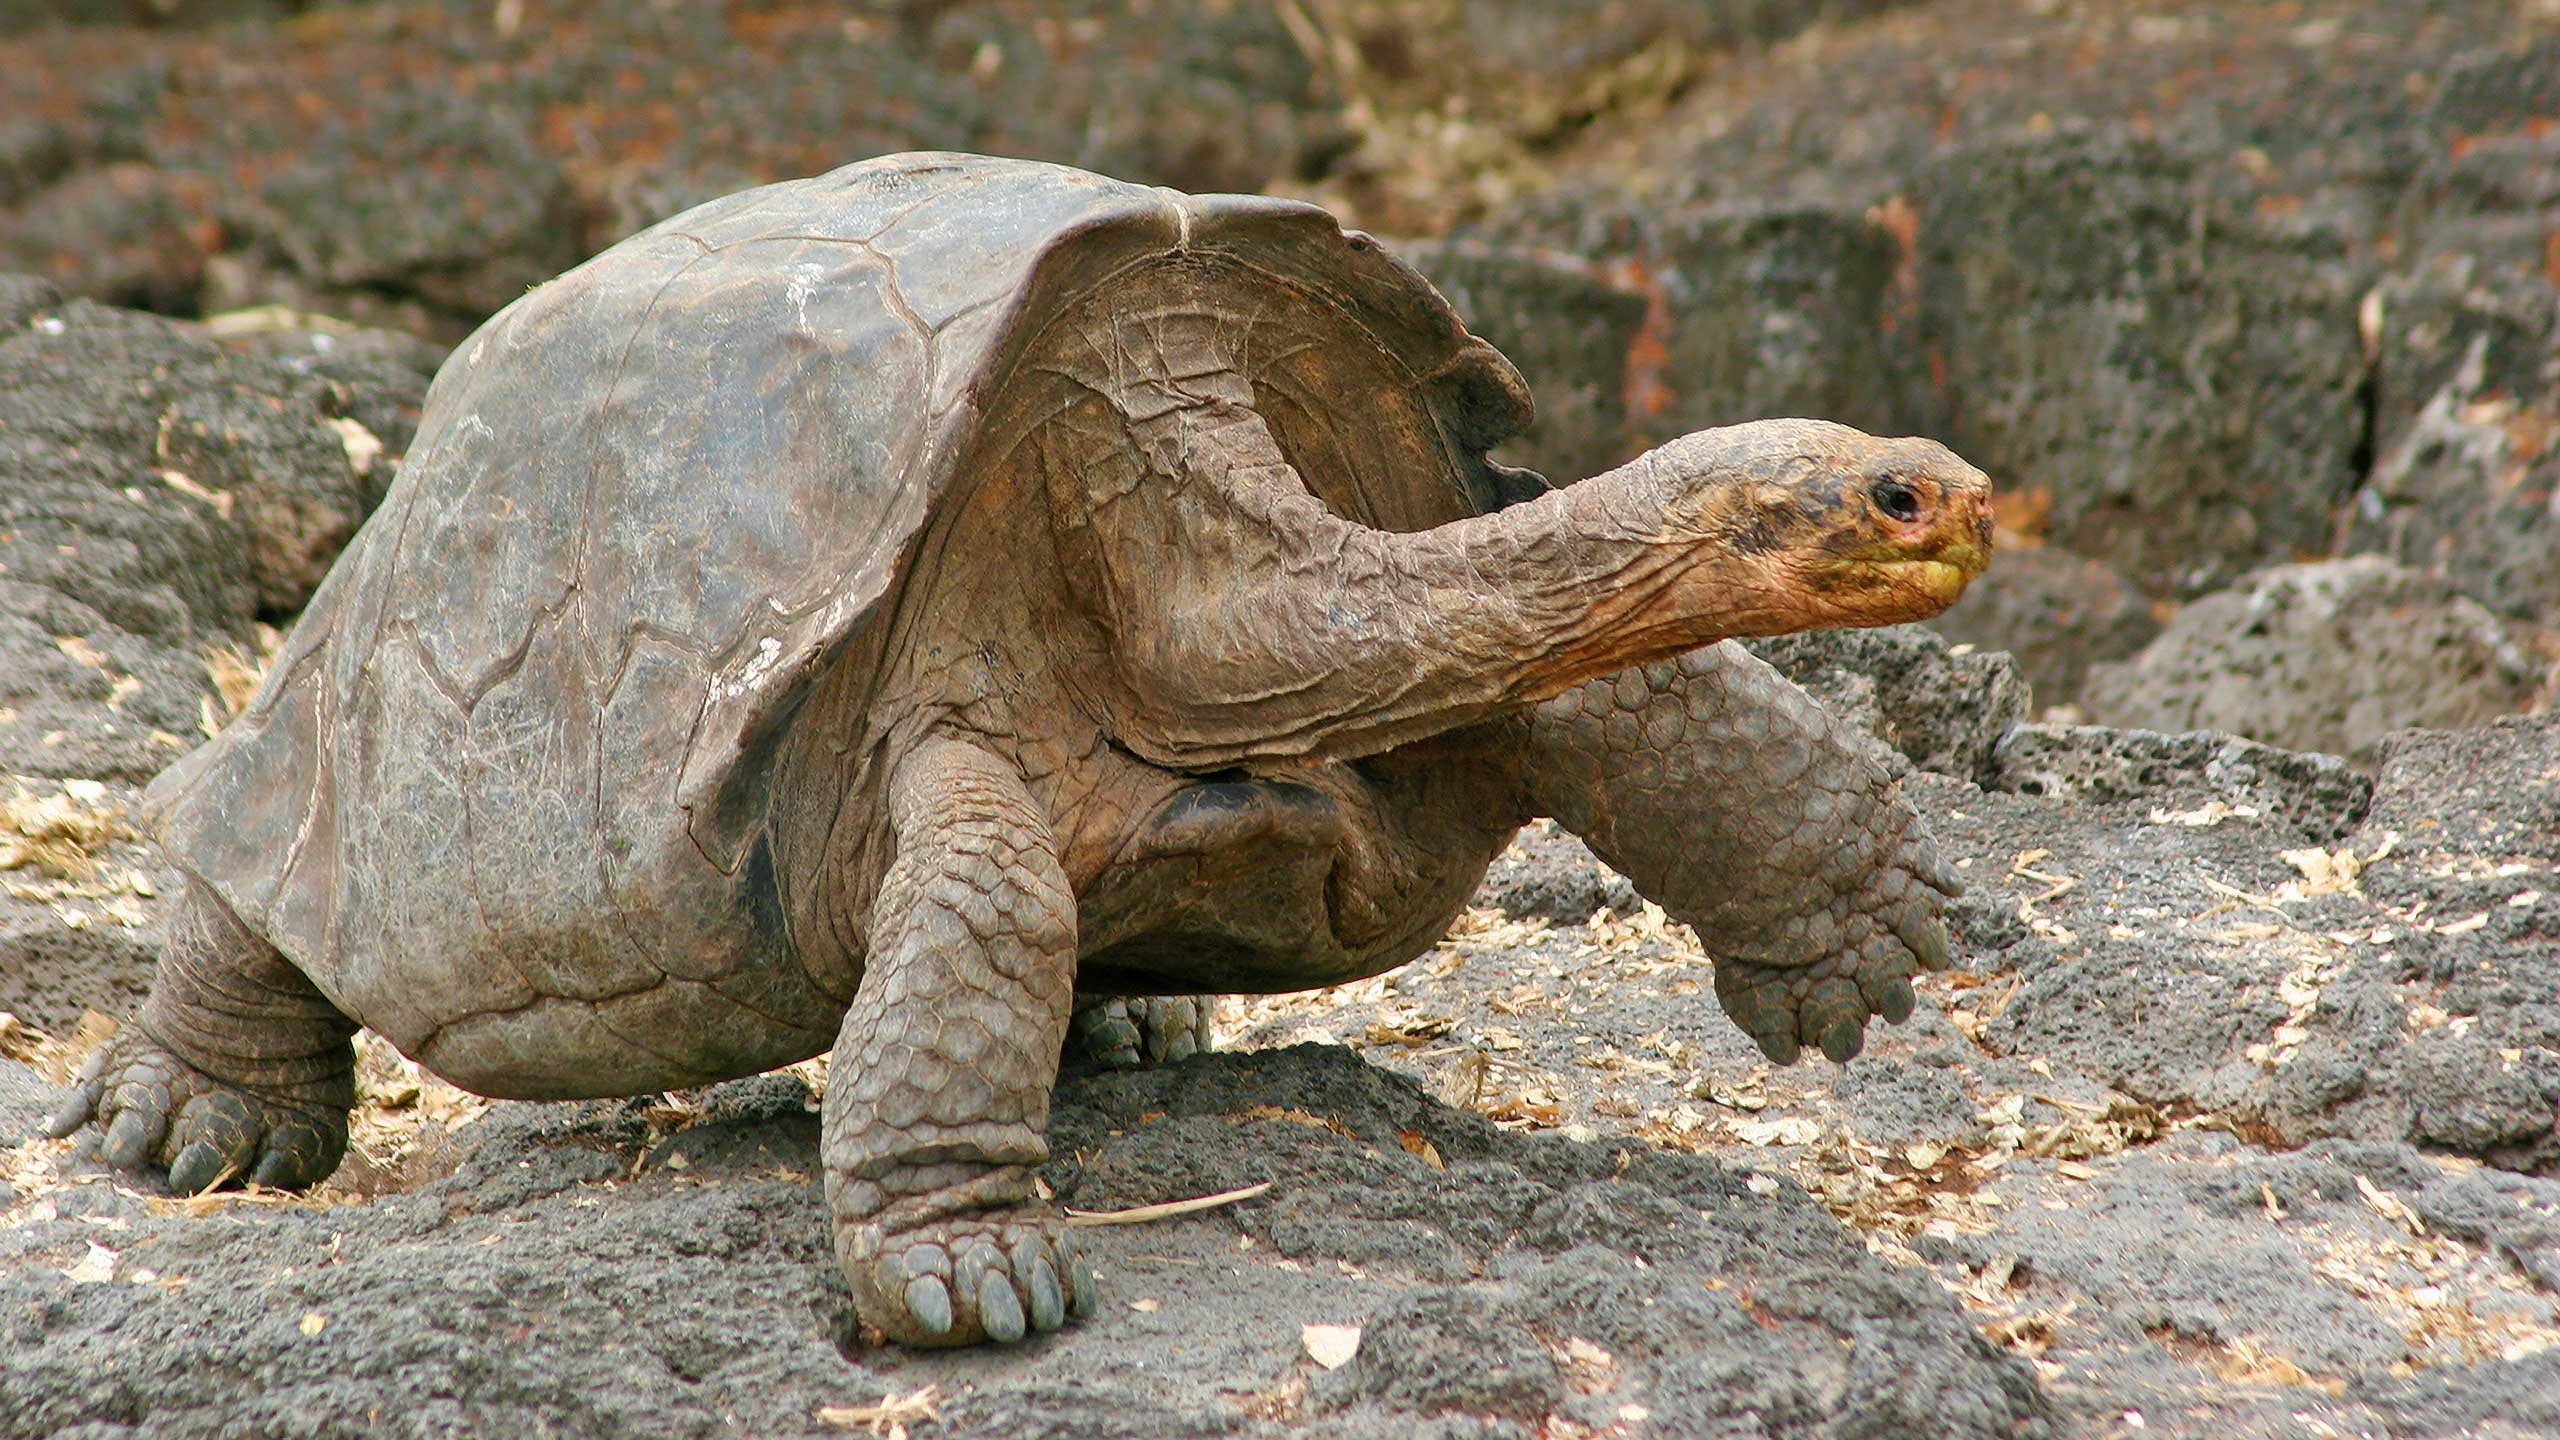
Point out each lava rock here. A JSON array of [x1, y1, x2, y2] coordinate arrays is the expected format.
[[2080, 557, 2544, 761], [1314, 1288, 1566, 1421], [2349, 154, 2560, 629], [1986, 725, 2374, 842], [2402, 1031, 2558, 1155], [0, 277, 430, 783], [1746, 623, 2032, 782], [0, 2, 1345, 334], [1931, 544, 2161, 708], [2359, 710, 2560, 862], [1477, 822, 1638, 925], [1911, 131, 2371, 597], [0, 1046, 2057, 1440]]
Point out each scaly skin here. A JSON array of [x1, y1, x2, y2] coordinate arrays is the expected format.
[[45, 882, 355, 1192], [1064, 997, 1214, 1072], [824, 739, 1094, 1347], [1519, 644, 1962, 1065]]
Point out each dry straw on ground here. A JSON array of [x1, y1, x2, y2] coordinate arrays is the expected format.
[[0, 778, 130, 881]]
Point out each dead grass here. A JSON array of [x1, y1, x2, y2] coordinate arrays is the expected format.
[[0, 778, 131, 881], [199, 622, 283, 734]]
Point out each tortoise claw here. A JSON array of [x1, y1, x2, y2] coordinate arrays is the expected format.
[[1874, 976, 1917, 1025], [975, 1266, 1027, 1344], [101, 1111, 155, 1170], [1819, 1016, 1865, 1065], [844, 1208, 1091, 1347], [168, 1140, 233, 1197], [1026, 1255, 1066, 1332], [44, 1027, 350, 1192], [903, 1276, 955, 1339]]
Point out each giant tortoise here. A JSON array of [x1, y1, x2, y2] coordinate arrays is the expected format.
[[51, 153, 1994, 1346]]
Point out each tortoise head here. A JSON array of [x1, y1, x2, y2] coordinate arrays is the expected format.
[[1641, 419, 1995, 634]]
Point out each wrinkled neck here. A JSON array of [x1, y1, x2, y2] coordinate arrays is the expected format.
[[1076, 408, 1826, 770], [1376, 448, 1800, 709]]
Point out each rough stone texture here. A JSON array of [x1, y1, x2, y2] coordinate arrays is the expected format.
[[1477, 819, 1636, 926], [0, 274, 430, 785], [1930, 544, 2162, 708], [0, 781, 170, 1035], [0, 0, 1909, 343], [2359, 709, 2560, 864], [2081, 557, 2546, 762], [1131, 703, 2556, 1436], [0, 2, 1342, 334], [1962, 715, 2560, 1172], [0, 1047, 2055, 1440], [1909, 131, 2371, 598], [2348, 158, 2560, 626], [1505, 193, 1927, 492], [0, 2, 323, 30], [1988, 723, 2375, 842], [1462, 0, 2560, 641], [1622, 199, 1920, 447], [0, 0, 1942, 337]]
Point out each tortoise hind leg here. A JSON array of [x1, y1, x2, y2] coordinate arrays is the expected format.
[[45, 881, 356, 1193], [1063, 995, 1214, 1072], [826, 738, 1095, 1347]]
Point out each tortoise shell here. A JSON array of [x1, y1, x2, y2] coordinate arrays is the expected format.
[[144, 152, 1538, 1087]]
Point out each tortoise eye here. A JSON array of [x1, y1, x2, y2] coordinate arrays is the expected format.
[[1870, 478, 1921, 523]]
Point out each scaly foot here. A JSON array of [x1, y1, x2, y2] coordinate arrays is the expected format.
[[44, 1026, 351, 1193], [1063, 996, 1214, 1072], [1712, 838, 1962, 1065], [841, 1208, 1097, 1346]]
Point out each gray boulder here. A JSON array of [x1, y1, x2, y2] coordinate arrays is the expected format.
[[2080, 557, 2545, 762], [0, 274, 432, 783]]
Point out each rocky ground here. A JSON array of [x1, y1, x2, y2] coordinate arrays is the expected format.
[[3, 1, 2558, 1437]]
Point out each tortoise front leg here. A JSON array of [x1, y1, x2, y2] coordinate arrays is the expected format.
[[825, 738, 1096, 1346], [1518, 643, 1962, 1065]]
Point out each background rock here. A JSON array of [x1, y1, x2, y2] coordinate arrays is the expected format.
[[2359, 710, 2560, 862], [1931, 544, 2162, 710], [1477, 819, 1637, 926], [1911, 130, 2370, 597], [2081, 557, 2547, 762], [1439, 0, 2560, 727], [1745, 625, 2031, 783], [1987, 723, 2374, 841], [0, 274, 430, 784]]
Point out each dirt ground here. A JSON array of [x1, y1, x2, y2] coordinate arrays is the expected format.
[[4, 697, 2555, 1438]]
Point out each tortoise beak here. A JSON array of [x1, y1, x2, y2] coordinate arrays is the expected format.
[[1935, 469, 1996, 579]]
